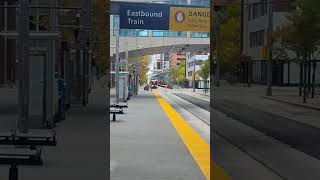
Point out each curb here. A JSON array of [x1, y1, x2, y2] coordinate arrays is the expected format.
[[262, 96, 320, 111], [195, 92, 210, 97]]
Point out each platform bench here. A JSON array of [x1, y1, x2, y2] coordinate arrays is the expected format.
[[110, 108, 124, 121], [110, 103, 128, 109], [0, 130, 57, 148], [0, 146, 42, 180]]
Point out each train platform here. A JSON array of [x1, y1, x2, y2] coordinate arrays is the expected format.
[[110, 88, 211, 180], [0, 80, 108, 180]]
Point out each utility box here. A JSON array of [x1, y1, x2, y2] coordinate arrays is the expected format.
[[28, 47, 57, 129], [29, 49, 47, 128], [119, 73, 128, 102], [110, 71, 128, 102]]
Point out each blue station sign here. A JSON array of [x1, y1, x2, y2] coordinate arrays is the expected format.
[[120, 4, 170, 30]]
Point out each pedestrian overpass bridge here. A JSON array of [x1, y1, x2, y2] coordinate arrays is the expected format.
[[110, 33, 210, 59]]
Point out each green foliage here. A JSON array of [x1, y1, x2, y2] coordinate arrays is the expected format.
[[212, 6, 241, 74], [138, 56, 149, 85], [170, 66, 178, 82], [197, 60, 210, 80], [170, 63, 186, 83], [92, 0, 109, 74], [274, 0, 320, 60], [177, 63, 186, 82]]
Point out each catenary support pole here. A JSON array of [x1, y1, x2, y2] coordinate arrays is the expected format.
[[115, 28, 120, 104], [17, 0, 30, 133], [266, 0, 273, 96]]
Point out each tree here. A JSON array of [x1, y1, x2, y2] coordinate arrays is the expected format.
[[197, 60, 210, 94], [177, 63, 186, 84], [274, 0, 320, 103], [212, 6, 240, 79], [170, 66, 179, 84], [92, 0, 109, 75], [169, 63, 186, 86], [138, 55, 149, 85]]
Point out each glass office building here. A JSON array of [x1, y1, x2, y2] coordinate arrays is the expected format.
[[112, 0, 210, 38]]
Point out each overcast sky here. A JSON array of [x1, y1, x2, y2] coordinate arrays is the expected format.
[[112, 0, 171, 3]]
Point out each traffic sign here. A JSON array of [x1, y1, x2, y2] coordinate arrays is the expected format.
[[120, 4, 170, 30], [119, 4, 210, 32], [169, 7, 210, 32]]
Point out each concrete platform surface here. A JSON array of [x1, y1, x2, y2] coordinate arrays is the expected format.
[[110, 89, 206, 180], [0, 83, 108, 180]]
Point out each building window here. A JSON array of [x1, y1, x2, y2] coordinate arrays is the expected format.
[[171, 0, 209, 6], [120, 29, 148, 37], [30, 16, 36, 31], [250, 29, 265, 47], [248, 5, 252, 20], [39, 14, 49, 31], [259, 0, 267, 16], [191, 32, 210, 38], [113, 16, 120, 34], [152, 30, 187, 37], [252, 3, 259, 19], [249, 1, 268, 20]]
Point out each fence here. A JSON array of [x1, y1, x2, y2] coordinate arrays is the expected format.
[[240, 59, 320, 86]]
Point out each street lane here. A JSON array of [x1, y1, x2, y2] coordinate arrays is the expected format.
[[174, 93, 320, 160], [173, 92, 320, 179]]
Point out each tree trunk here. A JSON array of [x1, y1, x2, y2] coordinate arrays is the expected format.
[[299, 62, 303, 96], [312, 60, 316, 98], [307, 56, 311, 97], [303, 55, 307, 103]]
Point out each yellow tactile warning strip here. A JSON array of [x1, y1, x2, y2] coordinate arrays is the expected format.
[[153, 90, 231, 180]]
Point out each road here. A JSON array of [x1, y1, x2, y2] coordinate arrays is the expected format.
[[172, 92, 320, 180], [175, 92, 320, 160]]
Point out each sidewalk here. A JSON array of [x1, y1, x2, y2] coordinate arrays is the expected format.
[[110, 89, 206, 180], [0, 80, 108, 180], [263, 94, 320, 111], [213, 84, 320, 129], [224, 84, 320, 110]]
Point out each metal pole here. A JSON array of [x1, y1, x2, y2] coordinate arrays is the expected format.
[[136, 64, 139, 95], [4, 1, 8, 85], [248, 56, 252, 87], [240, 0, 244, 56], [115, 28, 120, 104], [125, 46, 128, 101], [193, 53, 196, 92], [18, 0, 30, 133], [215, 10, 221, 87], [266, 0, 273, 96]]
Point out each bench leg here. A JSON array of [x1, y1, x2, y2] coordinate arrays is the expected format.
[[9, 164, 18, 180], [113, 113, 116, 121]]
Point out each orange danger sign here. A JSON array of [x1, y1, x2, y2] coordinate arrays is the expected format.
[[169, 7, 210, 32]]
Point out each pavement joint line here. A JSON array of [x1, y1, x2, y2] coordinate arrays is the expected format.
[[262, 96, 320, 111], [153, 90, 231, 180]]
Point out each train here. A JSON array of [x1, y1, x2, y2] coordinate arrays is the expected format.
[[150, 80, 158, 89]]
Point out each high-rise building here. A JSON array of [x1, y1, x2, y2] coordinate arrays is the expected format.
[[169, 53, 186, 67]]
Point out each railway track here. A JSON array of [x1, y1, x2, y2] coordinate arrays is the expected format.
[[170, 92, 289, 180]]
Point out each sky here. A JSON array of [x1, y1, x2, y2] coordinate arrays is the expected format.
[[112, 0, 171, 3]]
